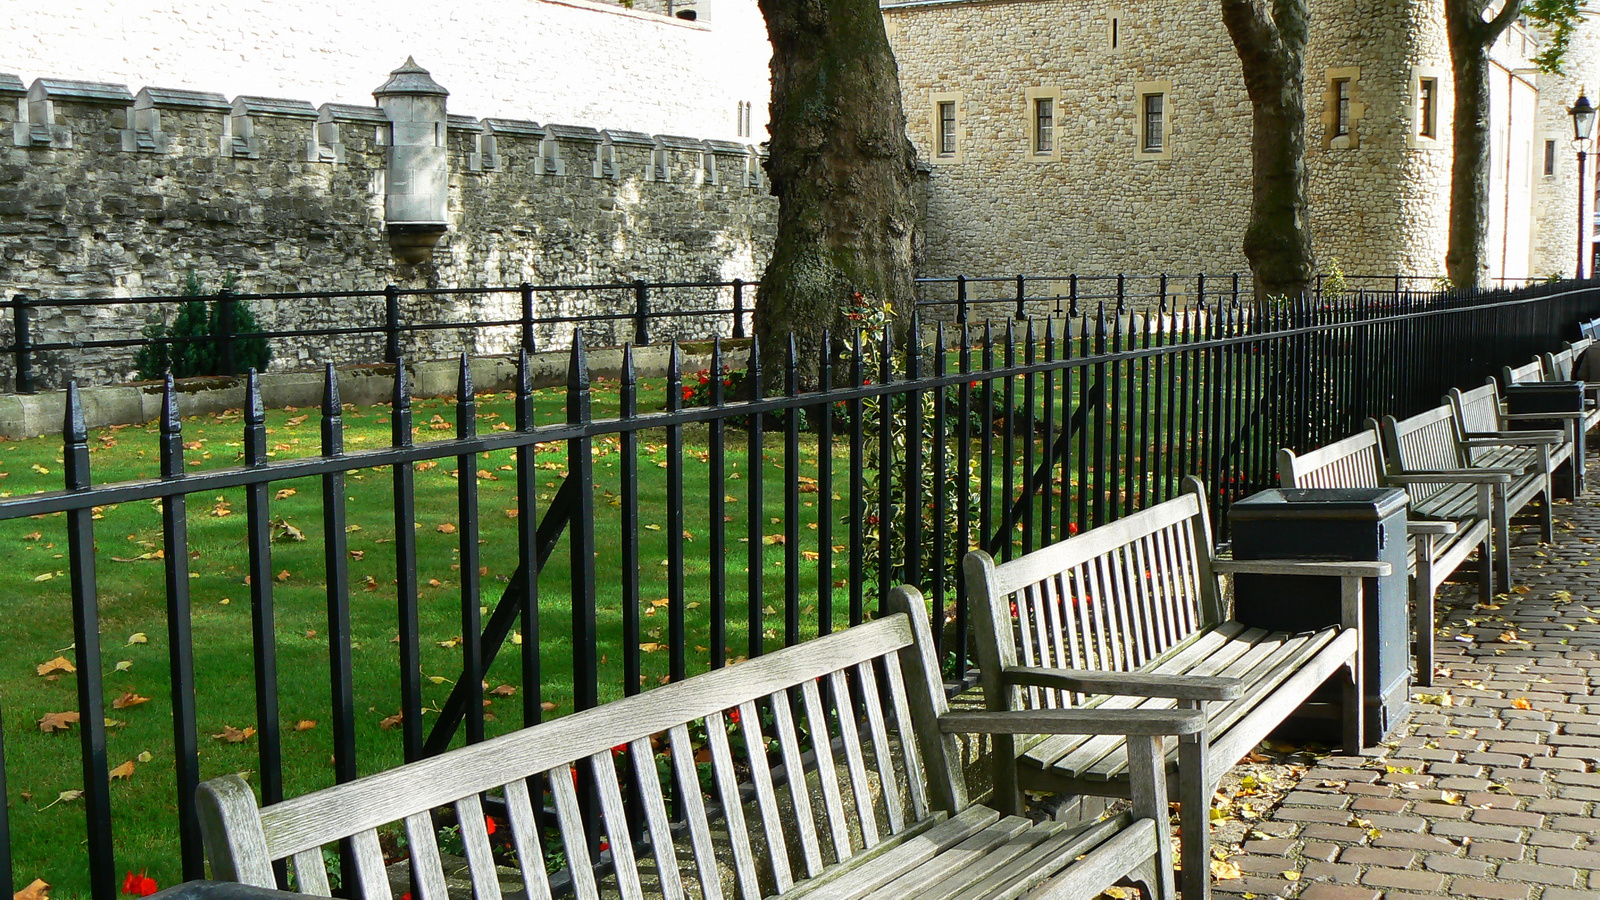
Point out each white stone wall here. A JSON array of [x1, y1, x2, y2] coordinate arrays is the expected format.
[[4, 0, 773, 141], [1528, 25, 1600, 280]]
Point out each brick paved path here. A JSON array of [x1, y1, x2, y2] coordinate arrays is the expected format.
[[1218, 480, 1600, 900]]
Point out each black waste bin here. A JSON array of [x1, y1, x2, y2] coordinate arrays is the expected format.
[[1229, 487, 1410, 745]]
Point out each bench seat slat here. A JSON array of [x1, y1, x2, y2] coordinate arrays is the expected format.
[[770, 688, 826, 878], [590, 750, 645, 900], [856, 661, 907, 835], [889, 820, 1062, 900], [737, 699, 794, 892], [705, 709, 762, 900], [944, 814, 1134, 900], [828, 669, 882, 849], [455, 793, 502, 900], [549, 765, 600, 900], [856, 816, 1034, 900], [291, 848, 331, 897], [778, 807, 986, 900], [881, 648, 932, 822]]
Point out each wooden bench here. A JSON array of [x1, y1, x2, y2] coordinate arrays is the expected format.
[[1380, 403, 1554, 594], [968, 477, 1386, 900], [1277, 425, 1479, 686], [197, 606, 1201, 900], [1448, 381, 1572, 498]]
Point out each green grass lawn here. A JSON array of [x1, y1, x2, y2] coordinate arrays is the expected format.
[[0, 377, 879, 897], [0, 353, 1247, 896]]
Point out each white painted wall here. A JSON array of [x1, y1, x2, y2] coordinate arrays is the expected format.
[[2, 0, 773, 140]]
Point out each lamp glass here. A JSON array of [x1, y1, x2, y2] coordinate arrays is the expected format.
[[1572, 93, 1597, 143]]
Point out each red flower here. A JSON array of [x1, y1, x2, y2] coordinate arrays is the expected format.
[[611, 743, 629, 756], [727, 708, 741, 724], [484, 816, 498, 836], [122, 871, 158, 898], [681, 386, 695, 402], [402, 893, 414, 900], [1068, 522, 1080, 535]]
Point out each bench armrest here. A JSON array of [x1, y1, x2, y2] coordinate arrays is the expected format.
[[1497, 412, 1584, 424], [939, 708, 1206, 737], [1211, 558, 1392, 578], [1002, 665, 1245, 701], [1406, 520, 1458, 535], [1461, 432, 1564, 446], [1387, 470, 1513, 484]]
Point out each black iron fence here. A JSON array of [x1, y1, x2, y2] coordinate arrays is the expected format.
[[5, 272, 1554, 395], [2, 279, 1598, 897], [2, 279, 759, 393]]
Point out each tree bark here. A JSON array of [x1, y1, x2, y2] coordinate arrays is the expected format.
[[1445, 0, 1524, 288], [1221, 0, 1316, 305], [756, 0, 919, 380]]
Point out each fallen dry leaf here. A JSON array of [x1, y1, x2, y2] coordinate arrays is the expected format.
[[379, 712, 404, 730], [38, 711, 80, 733], [437, 522, 457, 534], [1511, 697, 1533, 710], [212, 725, 257, 743], [35, 656, 75, 676], [111, 692, 150, 710], [109, 760, 135, 781], [13, 877, 49, 900], [1209, 859, 1242, 881], [126, 633, 148, 646], [490, 684, 516, 697], [294, 720, 317, 732]]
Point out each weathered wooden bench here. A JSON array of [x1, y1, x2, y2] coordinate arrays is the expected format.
[[197, 606, 1201, 900], [968, 477, 1386, 900], [1380, 402, 1554, 593], [1449, 380, 1575, 497], [1277, 425, 1478, 686]]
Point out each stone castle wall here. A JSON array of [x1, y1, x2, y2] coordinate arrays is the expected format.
[[0, 69, 777, 390], [883, 0, 1585, 291]]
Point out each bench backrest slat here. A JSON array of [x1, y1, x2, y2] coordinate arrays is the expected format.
[[1505, 357, 1545, 386], [969, 486, 1217, 709], [199, 615, 944, 900], [1450, 382, 1502, 437], [1385, 405, 1466, 500]]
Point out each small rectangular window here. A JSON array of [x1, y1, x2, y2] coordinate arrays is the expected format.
[[1418, 78, 1437, 139], [1110, 16, 1119, 49], [938, 101, 957, 157], [1334, 78, 1352, 136], [1142, 93, 1164, 152], [1545, 139, 1557, 176], [1034, 97, 1054, 154]]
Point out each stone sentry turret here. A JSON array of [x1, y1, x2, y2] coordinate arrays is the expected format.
[[373, 58, 450, 264]]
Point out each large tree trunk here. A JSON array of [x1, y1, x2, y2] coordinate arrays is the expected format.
[[1222, 0, 1316, 305], [756, 0, 919, 380], [1445, 0, 1523, 288]]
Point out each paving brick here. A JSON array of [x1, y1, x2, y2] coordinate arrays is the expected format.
[[1296, 885, 1380, 900], [1338, 846, 1417, 867], [1301, 861, 1361, 884], [1493, 861, 1579, 886], [1465, 839, 1527, 860], [1534, 846, 1600, 867], [1471, 807, 1546, 827], [1361, 867, 1447, 891], [1453, 878, 1530, 899], [1372, 832, 1460, 852], [1351, 796, 1408, 813], [1526, 830, 1582, 849], [1300, 841, 1340, 863], [1423, 854, 1495, 876], [1540, 889, 1600, 900], [1241, 838, 1295, 856]]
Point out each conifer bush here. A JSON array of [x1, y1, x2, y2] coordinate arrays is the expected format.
[[135, 272, 271, 379]]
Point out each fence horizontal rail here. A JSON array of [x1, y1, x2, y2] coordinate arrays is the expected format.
[[1, 279, 1598, 897]]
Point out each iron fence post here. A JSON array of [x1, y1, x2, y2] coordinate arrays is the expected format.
[[1116, 273, 1126, 312], [384, 285, 402, 364], [519, 282, 536, 353], [1069, 274, 1078, 317], [217, 290, 238, 376], [957, 275, 968, 324], [732, 279, 746, 338], [12, 294, 33, 394], [634, 279, 651, 346], [1015, 274, 1027, 319]]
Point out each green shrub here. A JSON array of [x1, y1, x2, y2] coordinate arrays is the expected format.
[[135, 271, 271, 379]]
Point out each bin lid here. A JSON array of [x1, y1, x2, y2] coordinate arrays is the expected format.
[[1228, 487, 1409, 521]]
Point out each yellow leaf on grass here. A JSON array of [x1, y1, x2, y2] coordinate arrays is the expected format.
[[109, 760, 136, 780], [295, 720, 317, 731], [212, 725, 256, 742], [640, 642, 663, 652], [35, 656, 75, 676], [379, 713, 404, 730], [437, 522, 457, 534], [126, 633, 148, 646], [32, 572, 54, 582], [275, 488, 297, 500], [112, 692, 150, 709], [14, 878, 50, 900], [136, 751, 153, 763]]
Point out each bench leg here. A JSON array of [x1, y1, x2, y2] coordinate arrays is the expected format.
[[1178, 729, 1212, 900], [1478, 534, 1495, 602], [1413, 568, 1436, 689], [1540, 481, 1555, 543], [1494, 487, 1512, 589], [1343, 658, 1364, 753]]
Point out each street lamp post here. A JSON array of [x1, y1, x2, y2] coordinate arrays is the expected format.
[[1571, 91, 1596, 278]]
